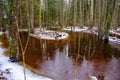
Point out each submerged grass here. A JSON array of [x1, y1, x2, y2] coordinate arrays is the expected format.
[[19, 61, 55, 80]]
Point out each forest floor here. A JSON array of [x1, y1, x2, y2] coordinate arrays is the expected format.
[[0, 27, 120, 80]]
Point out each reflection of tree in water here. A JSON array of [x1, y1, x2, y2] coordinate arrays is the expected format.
[[40, 51, 120, 80], [19, 32, 120, 80], [40, 50, 74, 80], [69, 32, 119, 60], [104, 57, 120, 80]]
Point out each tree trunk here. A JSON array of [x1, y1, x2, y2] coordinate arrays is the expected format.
[[119, 2, 120, 26], [73, 0, 77, 26], [90, 0, 94, 28], [59, 0, 64, 28], [9, 0, 19, 62], [79, 0, 83, 27], [111, 0, 119, 28], [30, 0, 34, 33], [98, 0, 103, 39], [104, 0, 117, 43], [39, 0, 42, 31], [0, 0, 2, 28], [26, 0, 30, 33], [44, 0, 49, 28]]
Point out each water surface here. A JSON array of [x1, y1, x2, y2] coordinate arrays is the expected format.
[[19, 31, 120, 80]]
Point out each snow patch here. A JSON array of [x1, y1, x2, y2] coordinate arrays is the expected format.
[[0, 32, 3, 35], [109, 36, 120, 44], [62, 26, 89, 32], [18, 29, 28, 32], [62, 26, 98, 35], [88, 76, 98, 80], [31, 30, 68, 40]]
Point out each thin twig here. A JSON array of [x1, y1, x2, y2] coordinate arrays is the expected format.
[[15, 16, 30, 80]]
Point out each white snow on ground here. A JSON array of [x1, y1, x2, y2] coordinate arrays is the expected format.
[[18, 29, 28, 32], [88, 76, 98, 80], [109, 36, 120, 49], [110, 29, 120, 36], [30, 30, 69, 40], [0, 42, 52, 80], [62, 26, 89, 32], [62, 26, 98, 35], [109, 28, 120, 44], [109, 36, 120, 44], [18, 28, 69, 40], [0, 32, 3, 35]]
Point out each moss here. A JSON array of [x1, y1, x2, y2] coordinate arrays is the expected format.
[[11, 48, 17, 55]]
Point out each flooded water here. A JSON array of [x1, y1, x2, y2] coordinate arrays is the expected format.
[[19, 30, 120, 80]]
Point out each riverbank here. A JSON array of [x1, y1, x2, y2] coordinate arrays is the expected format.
[[0, 32, 52, 80]]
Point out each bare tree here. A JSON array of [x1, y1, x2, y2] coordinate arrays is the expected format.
[[0, 0, 2, 29], [104, 0, 117, 43], [30, 0, 34, 33]]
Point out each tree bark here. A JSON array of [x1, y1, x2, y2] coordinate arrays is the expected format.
[[90, 0, 94, 28], [98, 0, 103, 39], [0, 0, 2, 28], [30, 0, 34, 33], [39, 0, 42, 31], [25, 0, 30, 33], [8, 0, 19, 62], [117, 0, 119, 26], [104, 0, 117, 43]]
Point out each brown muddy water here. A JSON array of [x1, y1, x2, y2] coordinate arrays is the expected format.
[[19, 30, 120, 80]]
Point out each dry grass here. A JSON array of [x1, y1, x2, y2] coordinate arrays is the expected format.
[[0, 33, 9, 48], [4, 49, 10, 56]]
